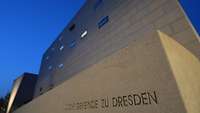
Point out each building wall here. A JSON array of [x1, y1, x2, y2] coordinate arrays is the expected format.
[[13, 0, 200, 113], [33, 0, 200, 103], [7, 76, 23, 113], [13, 23, 200, 113], [158, 31, 200, 113], [7, 73, 37, 113], [13, 74, 37, 108]]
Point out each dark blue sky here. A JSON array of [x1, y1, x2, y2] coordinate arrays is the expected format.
[[0, 0, 199, 97], [0, 0, 86, 97]]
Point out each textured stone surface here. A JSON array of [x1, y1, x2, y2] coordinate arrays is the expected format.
[[15, 0, 200, 113]]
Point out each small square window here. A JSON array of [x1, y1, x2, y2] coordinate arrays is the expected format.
[[59, 36, 63, 41], [81, 30, 88, 39], [98, 16, 109, 29], [59, 45, 64, 51], [58, 64, 64, 68], [46, 56, 49, 60], [68, 40, 76, 48], [48, 65, 52, 70]]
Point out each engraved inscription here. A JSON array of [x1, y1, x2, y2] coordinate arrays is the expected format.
[[64, 90, 158, 111]]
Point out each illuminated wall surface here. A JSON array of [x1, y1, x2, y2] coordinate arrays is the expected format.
[[7, 77, 23, 113], [13, 0, 200, 113]]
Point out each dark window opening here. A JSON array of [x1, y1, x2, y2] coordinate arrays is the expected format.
[[98, 16, 109, 29], [39, 87, 43, 92], [39, 87, 43, 95], [49, 84, 54, 89], [69, 24, 76, 31]]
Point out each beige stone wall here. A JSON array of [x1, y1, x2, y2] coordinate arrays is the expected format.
[[35, 0, 200, 97], [14, 30, 186, 113], [15, 0, 200, 113], [159, 31, 200, 113], [14, 30, 200, 113]]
